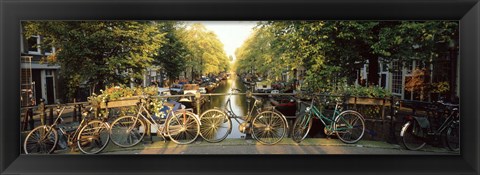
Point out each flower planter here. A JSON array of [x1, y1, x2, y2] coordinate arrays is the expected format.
[[99, 97, 140, 109], [346, 97, 391, 106]]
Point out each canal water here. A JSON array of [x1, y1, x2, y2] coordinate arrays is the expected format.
[[202, 75, 249, 139]]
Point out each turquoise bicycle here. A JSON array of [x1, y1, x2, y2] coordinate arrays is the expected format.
[[292, 94, 365, 144]]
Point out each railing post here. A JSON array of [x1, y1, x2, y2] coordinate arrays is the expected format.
[[387, 96, 397, 144], [48, 107, 54, 125], [381, 98, 386, 140], [22, 108, 29, 131], [28, 108, 34, 130], [73, 104, 78, 122], [142, 98, 153, 144], [39, 98, 46, 126], [143, 123, 153, 144], [195, 92, 201, 116], [78, 104, 83, 121]]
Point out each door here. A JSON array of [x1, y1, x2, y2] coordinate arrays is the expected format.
[[46, 77, 54, 104]]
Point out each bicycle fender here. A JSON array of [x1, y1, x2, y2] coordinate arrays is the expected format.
[[400, 121, 411, 137], [175, 111, 202, 125]]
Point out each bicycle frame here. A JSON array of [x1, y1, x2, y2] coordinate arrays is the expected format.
[[300, 96, 350, 132], [429, 110, 459, 136], [224, 92, 260, 125], [129, 100, 194, 136], [41, 107, 90, 148]]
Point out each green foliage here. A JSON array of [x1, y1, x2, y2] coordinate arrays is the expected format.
[[87, 85, 162, 116], [182, 23, 230, 77], [23, 21, 166, 101], [335, 85, 392, 98], [235, 21, 458, 95], [155, 22, 189, 85], [431, 81, 450, 93]]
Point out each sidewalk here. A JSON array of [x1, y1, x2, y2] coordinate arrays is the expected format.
[[68, 136, 457, 154]]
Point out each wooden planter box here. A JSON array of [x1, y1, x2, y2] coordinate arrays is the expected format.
[[347, 97, 391, 106], [99, 97, 140, 109]]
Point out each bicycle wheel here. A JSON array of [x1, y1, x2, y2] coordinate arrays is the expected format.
[[77, 120, 111, 154], [400, 121, 426, 150], [199, 109, 231, 143], [166, 111, 200, 144], [291, 113, 312, 143], [446, 122, 460, 151], [251, 111, 288, 145], [23, 125, 58, 154], [334, 110, 365, 144], [110, 116, 145, 147]]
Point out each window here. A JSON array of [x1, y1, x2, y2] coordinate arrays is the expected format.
[[44, 46, 56, 55], [26, 35, 55, 55], [405, 61, 413, 75], [391, 61, 403, 95], [27, 36, 41, 54]]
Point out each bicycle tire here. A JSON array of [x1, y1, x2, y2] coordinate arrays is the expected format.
[[445, 122, 460, 151], [23, 125, 58, 154], [199, 109, 232, 143], [77, 120, 111, 154], [400, 121, 426, 150], [334, 110, 365, 144], [166, 111, 200, 144], [251, 111, 288, 145], [110, 115, 145, 148], [291, 113, 312, 143]]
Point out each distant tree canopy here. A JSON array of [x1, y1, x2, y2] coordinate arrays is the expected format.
[[183, 23, 230, 78], [234, 21, 458, 93], [23, 21, 230, 101]]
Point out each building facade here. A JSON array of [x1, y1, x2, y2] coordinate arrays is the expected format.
[[20, 30, 61, 105]]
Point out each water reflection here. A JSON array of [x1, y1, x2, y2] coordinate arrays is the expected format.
[[202, 75, 248, 138]]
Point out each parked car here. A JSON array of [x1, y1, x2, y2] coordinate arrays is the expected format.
[[158, 87, 171, 96], [199, 87, 207, 94], [170, 84, 183, 95]]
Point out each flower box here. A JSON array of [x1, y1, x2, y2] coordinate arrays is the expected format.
[[99, 97, 140, 109], [346, 97, 391, 106]]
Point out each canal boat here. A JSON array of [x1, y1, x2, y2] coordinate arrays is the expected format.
[[269, 96, 297, 117], [205, 82, 216, 93], [254, 81, 272, 93], [179, 84, 206, 109]]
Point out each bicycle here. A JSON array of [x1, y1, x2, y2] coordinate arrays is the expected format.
[[23, 105, 110, 154], [109, 95, 201, 147], [199, 89, 288, 145], [291, 94, 366, 144], [400, 101, 460, 151]]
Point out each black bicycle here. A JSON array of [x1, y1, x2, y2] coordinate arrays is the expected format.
[[24, 105, 110, 154], [400, 101, 460, 151]]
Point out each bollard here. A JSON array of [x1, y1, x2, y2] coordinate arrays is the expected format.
[[39, 99, 46, 125], [28, 108, 34, 130], [49, 108, 54, 125]]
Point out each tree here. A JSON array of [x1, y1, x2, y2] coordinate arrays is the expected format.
[[155, 22, 189, 86], [237, 21, 458, 95], [183, 23, 230, 79], [23, 21, 166, 101]]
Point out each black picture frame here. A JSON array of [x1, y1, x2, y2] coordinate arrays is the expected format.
[[1, 0, 479, 174]]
